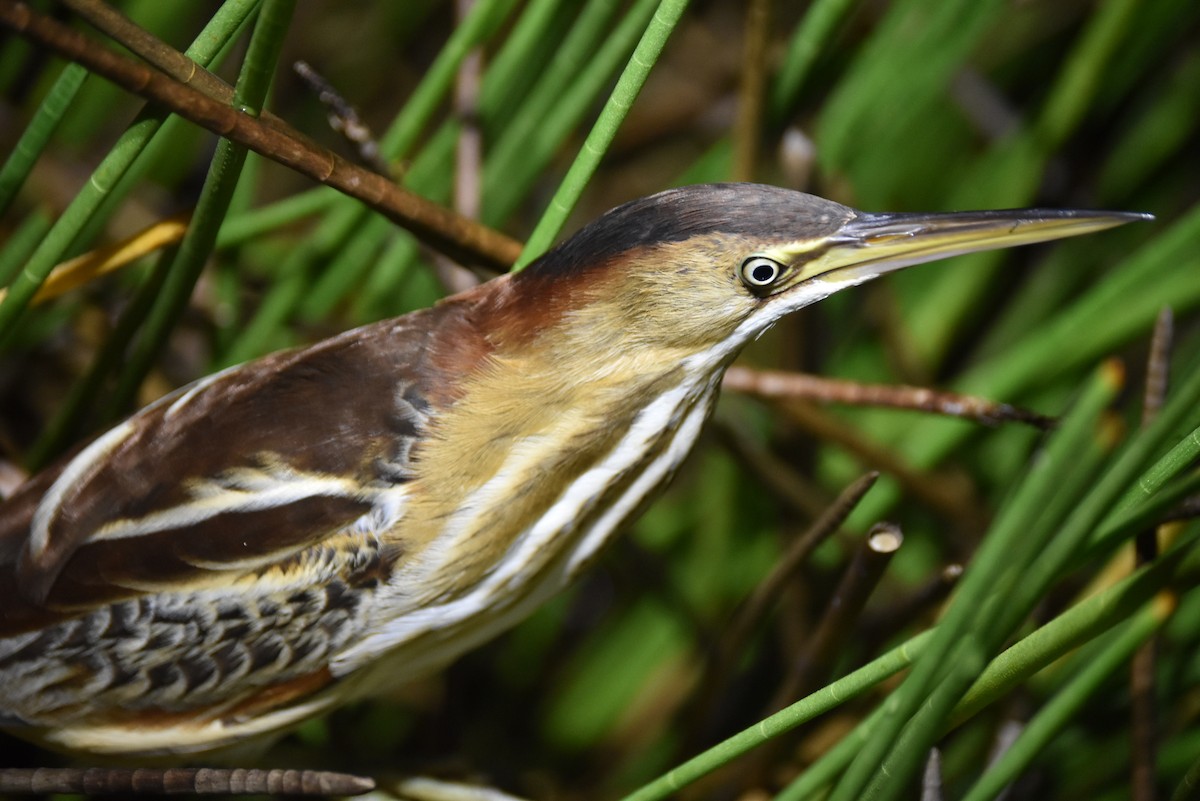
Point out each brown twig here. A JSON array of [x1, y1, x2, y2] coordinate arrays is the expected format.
[[0, 0, 522, 272], [63, 0, 297, 141], [1132, 307, 1173, 801], [732, 0, 769, 182], [0, 767, 374, 796], [770, 521, 903, 709], [435, 0, 486, 294], [1140, 307, 1174, 430], [731, 472, 880, 669], [292, 60, 391, 175], [859, 562, 962, 645], [682, 472, 878, 754], [728, 516, 900, 792], [723, 366, 1054, 429]]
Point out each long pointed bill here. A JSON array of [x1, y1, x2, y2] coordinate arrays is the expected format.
[[796, 208, 1152, 289]]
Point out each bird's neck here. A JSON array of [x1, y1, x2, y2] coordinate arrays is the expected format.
[[345, 321, 728, 676], [406, 337, 710, 569], [343, 347, 724, 676]]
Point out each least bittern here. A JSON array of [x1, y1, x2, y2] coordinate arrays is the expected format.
[[0, 184, 1146, 763]]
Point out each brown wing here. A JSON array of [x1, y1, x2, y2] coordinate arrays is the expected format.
[[0, 307, 462, 636]]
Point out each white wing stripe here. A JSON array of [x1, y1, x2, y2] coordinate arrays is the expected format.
[[90, 474, 367, 543], [30, 420, 136, 559]]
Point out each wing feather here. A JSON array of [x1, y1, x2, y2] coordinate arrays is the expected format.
[[0, 309, 453, 631]]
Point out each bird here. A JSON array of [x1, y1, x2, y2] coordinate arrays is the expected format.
[[0, 183, 1147, 763]]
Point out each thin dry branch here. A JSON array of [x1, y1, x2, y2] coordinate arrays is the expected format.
[[732, 0, 769, 181], [293, 60, 391, 175], [682, 472, 878, 753], [723, 366, 1054, 429], [1132, 307, 1174, 801], [0, 0, 522, 272], [771, 521, 903, 708], [0, 767, 374, 796]]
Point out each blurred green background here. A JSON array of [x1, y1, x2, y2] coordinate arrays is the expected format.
[[0, 0, 1198, 799]]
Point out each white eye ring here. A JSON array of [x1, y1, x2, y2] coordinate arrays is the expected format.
[[740, 256, 784, 290]]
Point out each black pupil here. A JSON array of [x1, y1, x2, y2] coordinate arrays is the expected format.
[[751, 261, 776, 284]]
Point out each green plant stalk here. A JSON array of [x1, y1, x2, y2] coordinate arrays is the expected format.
[[377, 0, 520, 160], [217, 187, 338, 248], [218, 244, 311, 365], [219, 199, 363, 366], [618, 631, 933, 801], [1007, 354, 1200, 602], [219, 0, 517, 361], [476, 0, 564, 126], [624, 406, 1193, 801], [777, 537, 1200, 801], [1098, 51, 1200, 201], [1112, 422, 1200, 515], [515, 0, 691, 268], [816, 0, 1005, 173], [104, 0, 294, 417], [71, 114, 198, 256], [971, 237, 1121, 363], [0, 0, 261, 347], [1000, 374, 1200, 635], [351, 125, 458, 322], [954, 538, 1198, 726], [1085, 0, 1195, 105], [226, 3, 286, 113], [904, 0, 1142, 371], [351, 233, 421, 322], [860, 635, 990, 801], [0, 207, 52, 288], [828, 363, 1122, 801], [769, 0, 858, 118], [227, 151, 261, 218], [858, 357, 1200, 799], [952, 396, 1115, 610], [299, 212, 393, 321], [0, 63, 88, 218], [1032, 0, 1143, 148], [210, 250, 244, 355], [481, 0, 635, 226], [960, 603, 1169, 801], [1088, 469, 1200, 557], [777, 705, 877, 799]]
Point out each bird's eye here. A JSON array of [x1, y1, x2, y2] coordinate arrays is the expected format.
[[739, 256, 785, 292]]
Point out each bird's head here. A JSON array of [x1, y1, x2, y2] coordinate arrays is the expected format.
[[509, 183, 1147, 365]]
